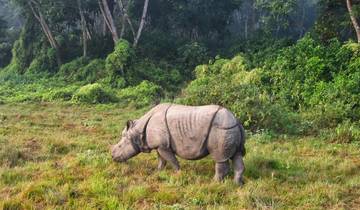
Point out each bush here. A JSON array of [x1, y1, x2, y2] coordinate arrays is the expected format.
[[179, 55, 299, 133], [262, 36, 358, 110], [106, 39, 134, 76], [72, 83, 117, 104], [77, 59, 107, 83], [117, 81, 162, 108], [177, 42, 209, 76], [126, 59, 183, 91], [332, 121, 360, 143], [319, 121, 360, 144], [42, 86, 79, 102], [99, 75, 126, 89], [58, 57, 89, 79], [58, 58, 107, 84], [10, 38, 27, 74], [27, 48, 58, 74]]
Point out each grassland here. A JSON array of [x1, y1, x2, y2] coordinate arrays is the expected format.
[[0, 103, 359, 209]]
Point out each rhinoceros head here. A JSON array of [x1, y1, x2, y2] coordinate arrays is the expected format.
[[111, 120, 141, 162]]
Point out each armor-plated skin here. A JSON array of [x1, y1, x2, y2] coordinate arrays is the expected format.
[[111, 103, 246, 185]]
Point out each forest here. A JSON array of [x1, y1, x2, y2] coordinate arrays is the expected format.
[[0, 0, 360, 209]]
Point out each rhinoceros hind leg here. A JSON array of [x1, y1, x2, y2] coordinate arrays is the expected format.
[[214, 161, 230, 181], [232, 153, 245, 186], [157, 148, 180, 171], [157, 151, 167, 170]]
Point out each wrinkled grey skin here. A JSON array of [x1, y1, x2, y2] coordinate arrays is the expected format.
[[111, 103, 246, 185]]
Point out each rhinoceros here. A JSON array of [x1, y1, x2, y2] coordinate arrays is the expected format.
[[111, 103, 246, 185]]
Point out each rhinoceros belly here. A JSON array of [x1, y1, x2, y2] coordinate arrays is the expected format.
[[166, 105, 220, 159]]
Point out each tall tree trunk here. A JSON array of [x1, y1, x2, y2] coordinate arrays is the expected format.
[[133, 0, 150, 47], [120, 11, 126, 38], [299, 0, 306, 39], [78, 0, 89, 57], [28, 0, 62, 66], [346, 0, 360, 43], [118, 0, 136, 37], [244, 14, 248, 40], [102, 17, 107, 35], [99, 0, 119, 44]]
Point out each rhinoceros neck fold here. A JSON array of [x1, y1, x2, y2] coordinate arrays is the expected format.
[[133, 103, 173, 153]]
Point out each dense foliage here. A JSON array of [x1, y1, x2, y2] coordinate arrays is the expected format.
[[0, 0, 359, 139], [179, 36, 360, 140]]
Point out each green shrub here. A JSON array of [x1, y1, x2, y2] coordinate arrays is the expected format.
[[105, 39, 134, 76], [177, 42, 209, 76], [99, 75, 126, 89], [301, 102, 351, 134], [26, 48, 58, 74], [58, 57, 89, 79], [262, 36, 359, 110], [10, 38, 27, 74], [333, 121, 360, 143], [126, 59, 183, 90], [179, 55, 299, 133], [72, 83, 117, 104], [77, 59, 107, 83], [117, 80, 161, 108], [42, 86, 79, 102], [319, 121, 360, 143], [58, 58, 106, 84]]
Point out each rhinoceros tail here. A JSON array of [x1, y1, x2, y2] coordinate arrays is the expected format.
[[238, 121, 246, 157]]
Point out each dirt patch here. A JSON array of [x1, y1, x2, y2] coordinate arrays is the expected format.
[[24, 138, 42, 151], [62, 123, 77, 130]]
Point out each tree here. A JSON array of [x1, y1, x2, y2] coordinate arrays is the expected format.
[[118, 0, 136, 38], [133, 0, 149, 47], [27, 0, 62, 65], [77, 0, 91, 57], [135, 0, 241, 49], [0, 16, 12, 67], [346, 0, 360, 43], [0, 16, 6, 38], [98, 0, 119, 44], [255, 0, 297, 37]]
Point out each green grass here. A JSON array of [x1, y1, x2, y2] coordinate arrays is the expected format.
[[0, 103, 359, 209]]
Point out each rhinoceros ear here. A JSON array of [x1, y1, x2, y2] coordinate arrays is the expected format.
[[126, 120, 135, 130]]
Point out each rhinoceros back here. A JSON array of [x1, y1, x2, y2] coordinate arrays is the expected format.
[[166, 104, 220, 159]]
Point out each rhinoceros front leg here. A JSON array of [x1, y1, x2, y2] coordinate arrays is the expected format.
[[157, 148, 180, 171], [214, 161, 230, 181], [157, 151, 167, 170]]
